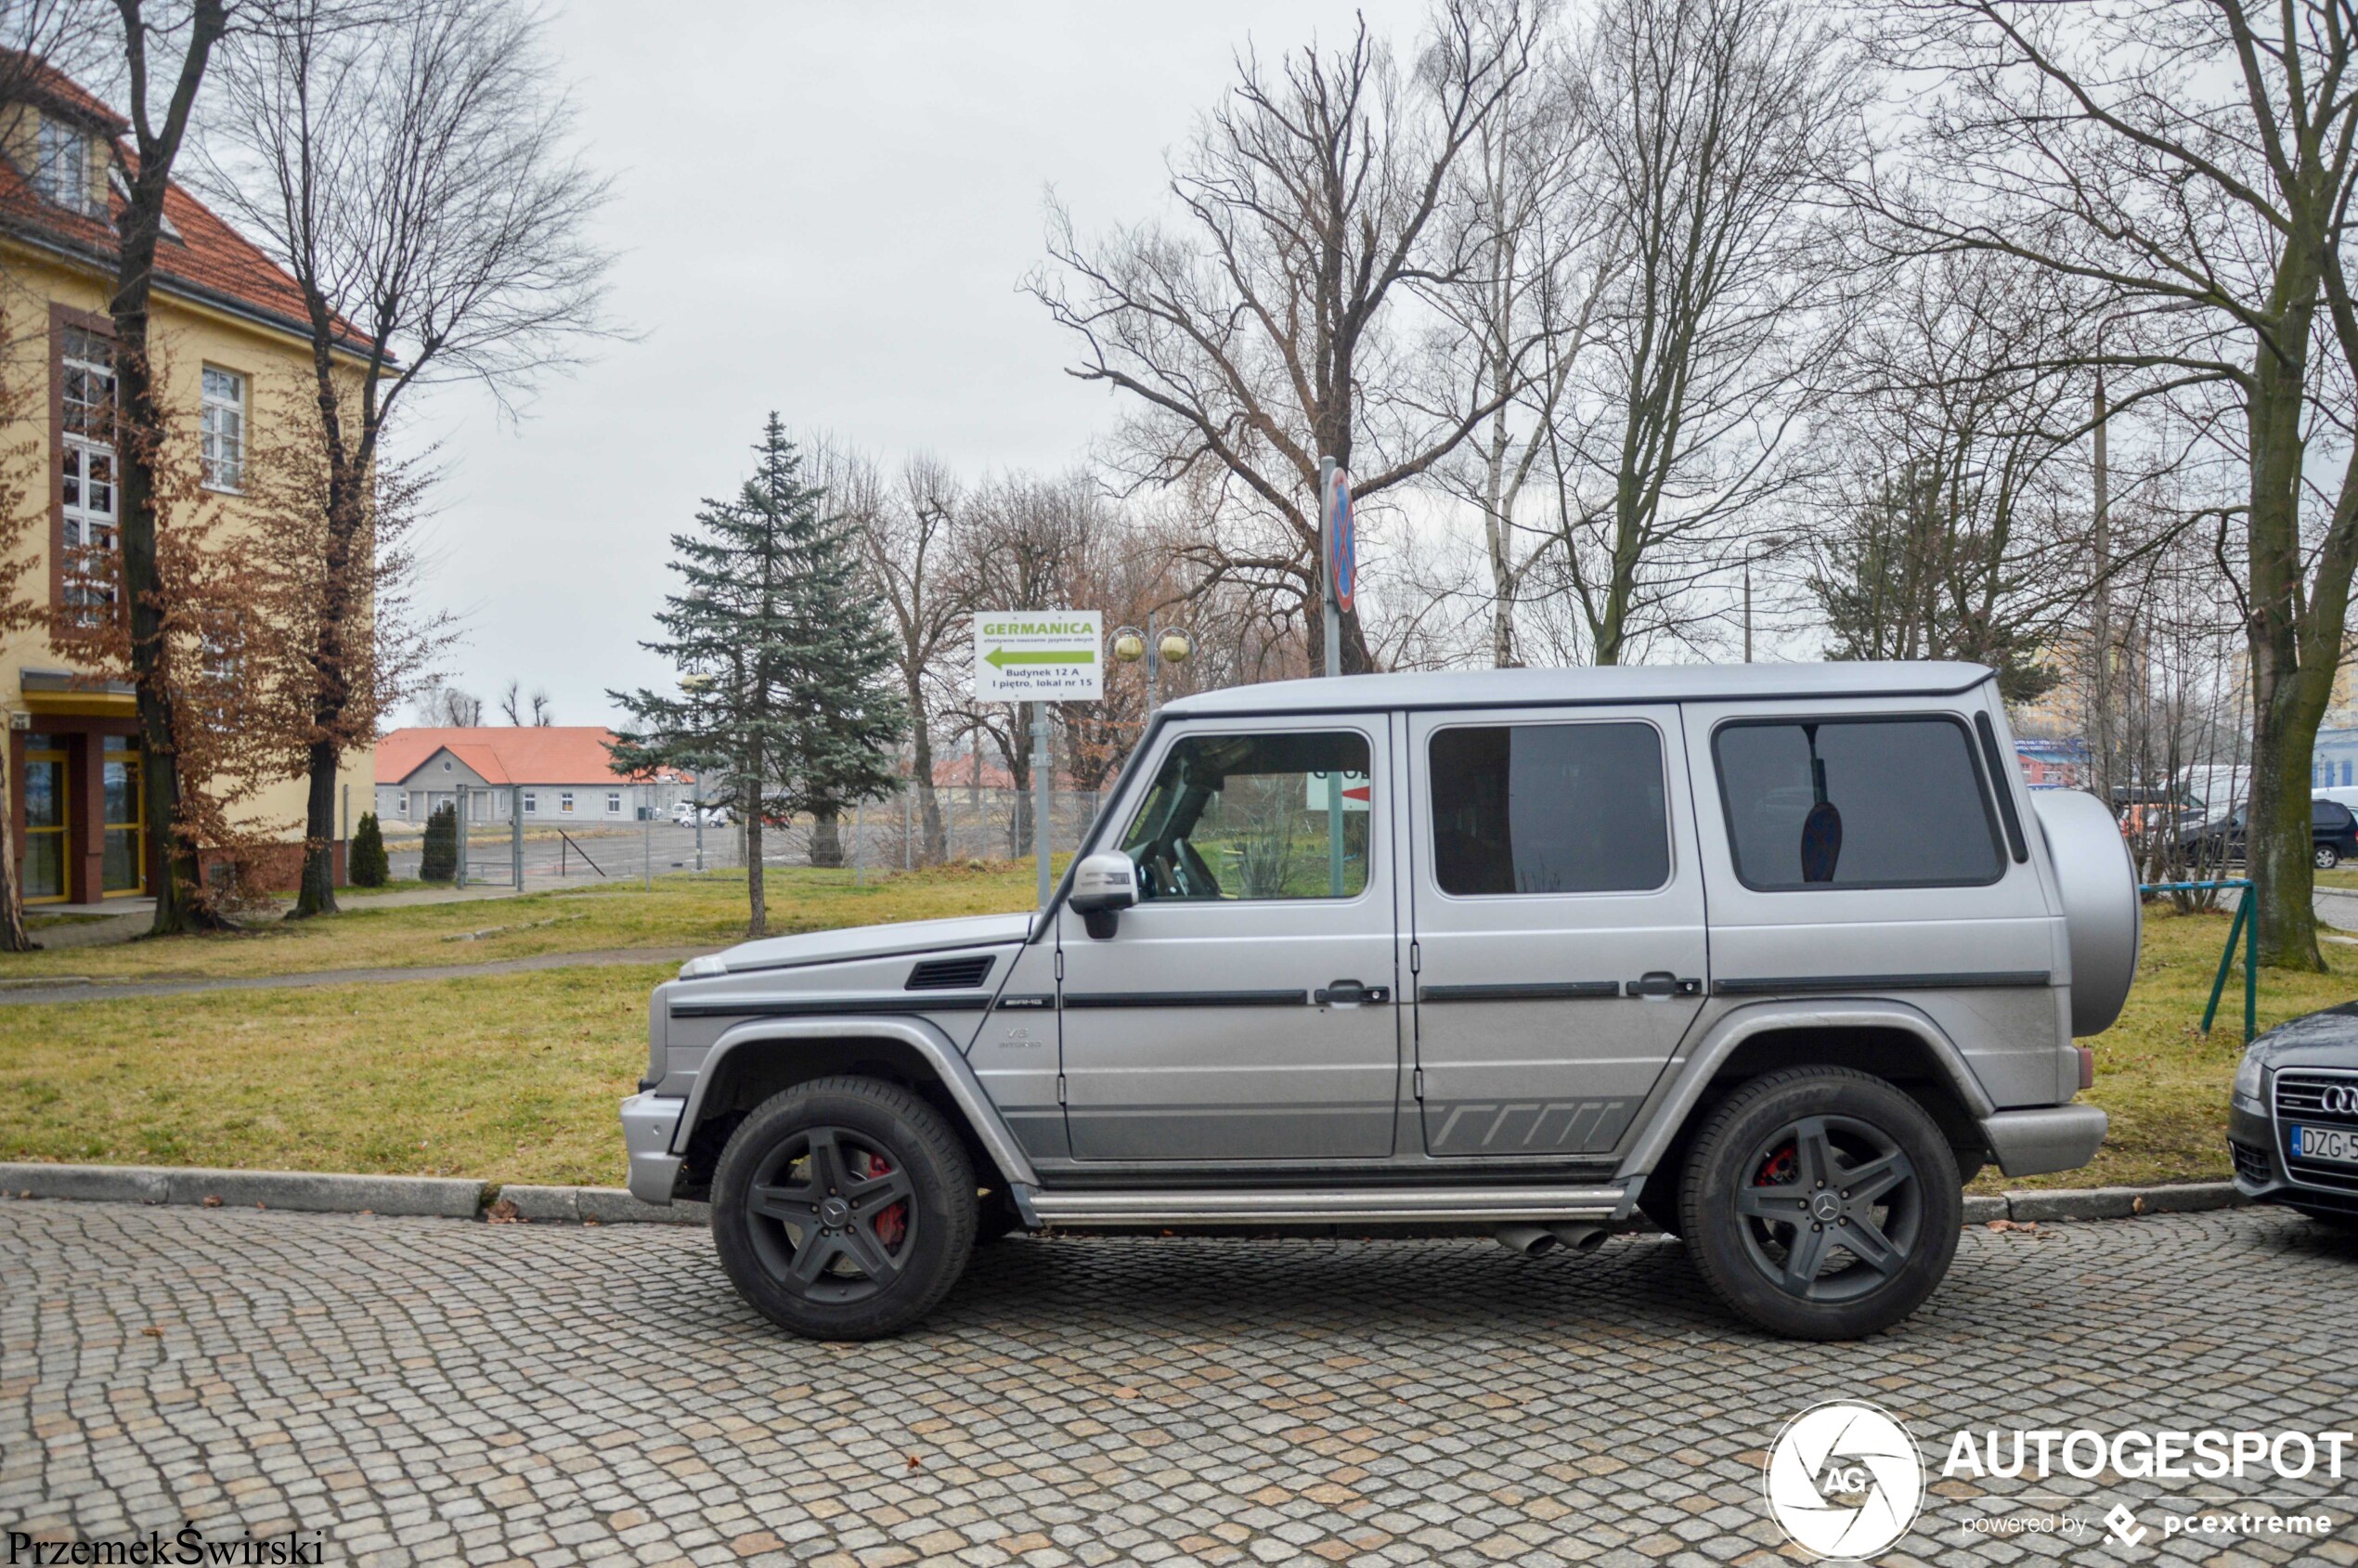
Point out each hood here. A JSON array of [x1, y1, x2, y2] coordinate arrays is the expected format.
[[2249, 1000, 2358, 1069], [693, 911, 1036, 977]]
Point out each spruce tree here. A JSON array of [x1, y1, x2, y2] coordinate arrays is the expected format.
[[610, 415, 906, 935], [349, 812, 390, 888]]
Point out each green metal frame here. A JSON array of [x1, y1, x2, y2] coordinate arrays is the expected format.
[[2141, 879, 2257, 1041]]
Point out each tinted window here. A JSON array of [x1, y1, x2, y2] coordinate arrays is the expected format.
[[2316, 802, 2353, 830], [1714, 718, 2002, 890], [1118, 731, 1371, 901], [1429, 722, 1670, 895]]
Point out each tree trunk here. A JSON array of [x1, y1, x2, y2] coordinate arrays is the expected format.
[[289, 737, 341, 918], [2246, 276, 2330, 972], [810, 810, 842, 868], [911, 730, 944, 864], [742, 769, 767, 937], [0, 760, 36, 952]]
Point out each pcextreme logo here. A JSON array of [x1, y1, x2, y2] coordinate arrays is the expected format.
[[1763, 1400, 1927, 1561]]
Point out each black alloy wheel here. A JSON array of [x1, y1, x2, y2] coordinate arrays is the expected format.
[[711, 1076, 977, 1340], [1679, 1067, 1962, 1340]]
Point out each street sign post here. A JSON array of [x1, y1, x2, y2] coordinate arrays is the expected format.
[[976, 611, 1103, 907]]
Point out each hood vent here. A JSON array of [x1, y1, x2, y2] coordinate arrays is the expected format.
[[906, 954, 994, 991]]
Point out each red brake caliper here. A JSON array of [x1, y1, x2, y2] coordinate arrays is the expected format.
[[861, 1151, 908, 1248], [1756, 1141, 1797, 1189]]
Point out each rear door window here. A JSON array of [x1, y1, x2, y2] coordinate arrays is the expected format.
[[1713, 717, 2002, 890], [1428, 721, 1670, 895]]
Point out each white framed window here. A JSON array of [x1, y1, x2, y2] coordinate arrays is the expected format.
[[522, 790, 537, 815], [606, 791, 623, 815], [559, 791, 574, 813], [58, 323, 115, 619], [201, 367, 246, 491], [398, 792, 409, 816], [32, 117, 92, 214]]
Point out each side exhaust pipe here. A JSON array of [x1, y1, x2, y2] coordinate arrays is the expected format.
[[1494, 1225, 1561, 1258], [1548, 1224, 1607, 1253]]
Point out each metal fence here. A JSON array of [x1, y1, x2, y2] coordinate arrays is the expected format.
[[381, 784, 1116, 888]]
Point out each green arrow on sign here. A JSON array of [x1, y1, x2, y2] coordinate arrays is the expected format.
[[986, 647, 1096, 668]]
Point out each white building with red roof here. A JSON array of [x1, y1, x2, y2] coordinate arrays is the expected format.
[[374, 728, 696, 828]]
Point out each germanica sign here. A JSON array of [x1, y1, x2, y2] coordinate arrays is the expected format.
[[973, 611, 1103, 701]]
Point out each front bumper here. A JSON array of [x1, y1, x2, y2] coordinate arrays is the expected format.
[[2228, 1095, 2358, 1214], [620, 1093, 687, 1206], [1981, 1104, 2109, 1178]]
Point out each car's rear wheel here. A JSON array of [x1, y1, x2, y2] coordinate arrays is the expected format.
[[2317, 844, 2341, 870], [1678, 1068, 1961, 1340], [711, 1076, 977, 1340]]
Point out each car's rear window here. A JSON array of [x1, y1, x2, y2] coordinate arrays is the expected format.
[[1712, 717, 2003, 890]]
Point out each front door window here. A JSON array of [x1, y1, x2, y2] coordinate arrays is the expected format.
[[1118, 731, 1372, 901]]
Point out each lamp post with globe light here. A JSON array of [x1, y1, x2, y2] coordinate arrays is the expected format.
[[1110, 618, 1194, 725]]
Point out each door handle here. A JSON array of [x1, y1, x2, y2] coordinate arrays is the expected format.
[[1626, 971, 1701, 1000], [1315, 979, 1390, 1005]]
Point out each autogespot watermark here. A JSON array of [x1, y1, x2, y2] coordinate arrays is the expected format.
[[1762, 1406, 2351, 1560]]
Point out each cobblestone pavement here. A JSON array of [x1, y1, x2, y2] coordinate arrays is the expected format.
[[5, 1201, 2358, 1568]]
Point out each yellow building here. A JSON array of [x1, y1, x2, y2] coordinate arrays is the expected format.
[[2, 59, 373, 906]]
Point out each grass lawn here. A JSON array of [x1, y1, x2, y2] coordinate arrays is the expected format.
[[0, 884, 2349, 1194], [0, 965, 668, 1186], [0, 861, 1044, 983]]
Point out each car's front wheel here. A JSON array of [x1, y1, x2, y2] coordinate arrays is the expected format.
[[2317, 844, 2342, 870], [1678, 1068, 1962, 1340], [711, 1076, 977, 1340]]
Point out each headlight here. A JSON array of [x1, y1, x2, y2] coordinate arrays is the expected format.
[[2234, 1051, 2266, 1104]]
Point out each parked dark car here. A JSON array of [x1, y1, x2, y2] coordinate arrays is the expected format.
[[2231, 1002, 2358, 1226], [2181, 799, 2358, 869]]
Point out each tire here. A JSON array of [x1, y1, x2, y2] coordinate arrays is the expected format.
[[2317, 844, 2341, 871], [711, 1076, 977, 1340], [1678, 1068, 1962, 1340]]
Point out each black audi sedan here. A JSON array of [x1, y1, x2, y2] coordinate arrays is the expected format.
[[2230, 1001, 2358, 1225]]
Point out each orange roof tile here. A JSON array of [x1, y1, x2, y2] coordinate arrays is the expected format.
[[377, 728, 692, 787]]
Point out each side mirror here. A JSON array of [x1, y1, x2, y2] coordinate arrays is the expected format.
[[1069, 850, 1138, 940]]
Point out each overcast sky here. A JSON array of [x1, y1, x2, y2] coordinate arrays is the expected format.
[[401, 0, 1430, 730]]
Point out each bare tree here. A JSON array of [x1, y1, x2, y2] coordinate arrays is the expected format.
[[528, 687, 551, 725], [199, 0, 613, 917], [498, 677, 520, 725], [1860, 0, 2358, 968], [1427, 12, 1614, 667], [1807, 252, 2101, 699], [1535, 0, 1861, 666], [99, 0, 236, 933], [1032, 0, 1546, 674]]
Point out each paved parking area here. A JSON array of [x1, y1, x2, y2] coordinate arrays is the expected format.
[[4, 1201, 2357, 1567]]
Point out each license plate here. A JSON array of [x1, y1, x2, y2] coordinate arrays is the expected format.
[[2290, 1125, 2358, 1164]]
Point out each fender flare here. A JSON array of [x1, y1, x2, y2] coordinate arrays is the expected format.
[[1613, 999, 1998, 1184], [671, 1015, 1042, 1189]]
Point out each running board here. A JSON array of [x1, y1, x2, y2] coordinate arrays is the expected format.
[[1023, 1184, 1631, 1227]]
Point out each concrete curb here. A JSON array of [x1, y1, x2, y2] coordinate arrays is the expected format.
[[0, 1162, 483, 1218], [0, 1160, 2249, 1229]]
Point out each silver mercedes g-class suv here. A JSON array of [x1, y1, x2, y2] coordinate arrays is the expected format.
[[620, 663, 2137, 1341]]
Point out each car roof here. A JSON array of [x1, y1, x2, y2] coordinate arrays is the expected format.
[[1158, 661, 1997, 719]]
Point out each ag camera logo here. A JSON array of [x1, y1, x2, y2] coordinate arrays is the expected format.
[[1764, 1401, 1926, 1560]]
